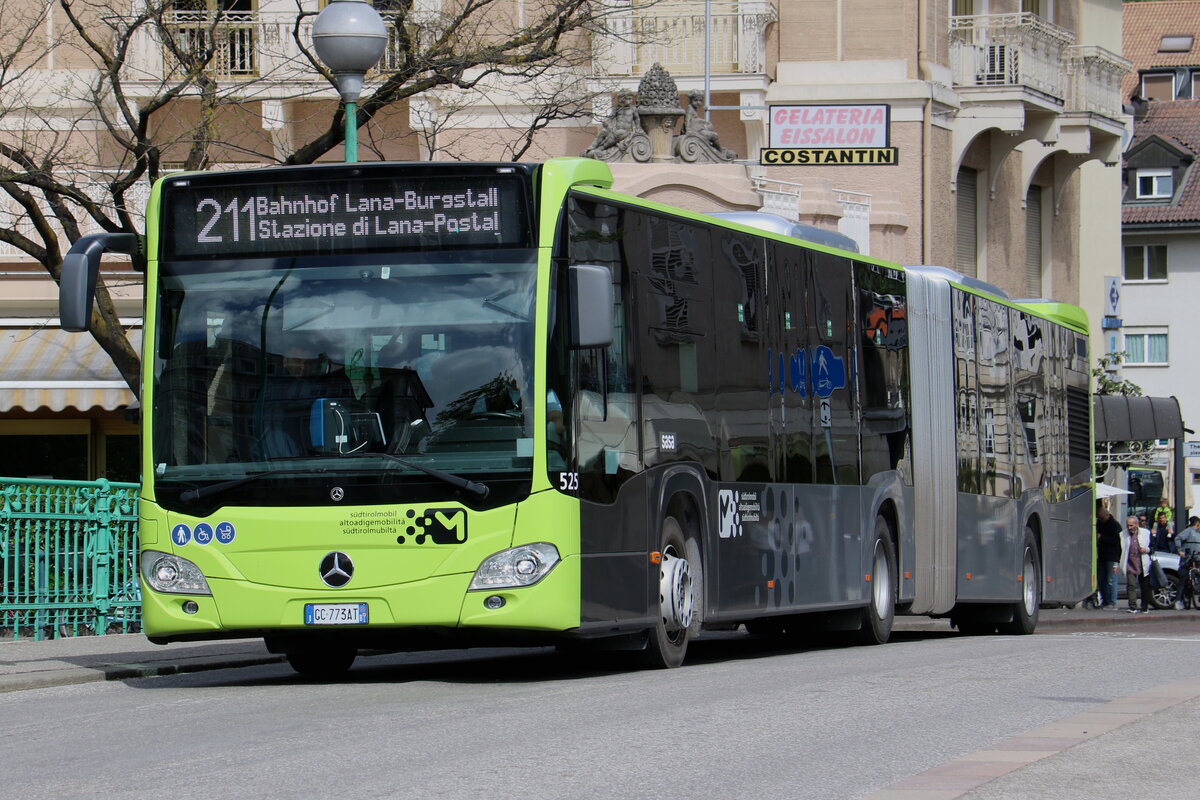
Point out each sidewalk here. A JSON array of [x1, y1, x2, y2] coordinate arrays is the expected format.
[[1, 605, 1196, 694], [0, 634, 284, 693]]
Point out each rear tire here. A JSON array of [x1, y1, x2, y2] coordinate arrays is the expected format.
[[998, 528, 1040, 635], [286, 646, 357, 677], [642, 515, 697, 669], [856, 515, 896, 645]]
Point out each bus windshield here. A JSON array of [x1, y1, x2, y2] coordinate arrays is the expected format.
[[151, 254, 537, 510]]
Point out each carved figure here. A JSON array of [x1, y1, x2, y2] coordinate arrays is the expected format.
[[582, 90, 649, 162], [676, 90, 737, 163]]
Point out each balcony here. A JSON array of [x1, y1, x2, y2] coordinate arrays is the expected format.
[[1063, 45, 1132, 120], [949, 12, 1074, 101], [949, 13, 1130, 186], [147, 11, 413, 84], [593, 1, 776, 81]]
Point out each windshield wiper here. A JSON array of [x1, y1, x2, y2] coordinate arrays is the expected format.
[[178, 467, 335, 503], [341, 452, 490, 498]]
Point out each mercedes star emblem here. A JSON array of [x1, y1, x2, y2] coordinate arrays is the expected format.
[[319, 551, 354, 587], [330, 486, 345, 501]]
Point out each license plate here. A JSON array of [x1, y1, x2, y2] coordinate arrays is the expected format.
[[304, 603, 369, 625]]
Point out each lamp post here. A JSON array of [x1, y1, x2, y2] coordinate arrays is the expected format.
[[312, 0, 388, 163]]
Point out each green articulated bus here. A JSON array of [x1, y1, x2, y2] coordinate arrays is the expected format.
[[59, 158, 1094, 675]]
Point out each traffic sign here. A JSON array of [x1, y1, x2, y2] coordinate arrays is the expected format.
[[1104, 276, 1121, 317]]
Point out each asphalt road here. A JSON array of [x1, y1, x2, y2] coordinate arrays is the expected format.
[[1, 619, 1197, 799]]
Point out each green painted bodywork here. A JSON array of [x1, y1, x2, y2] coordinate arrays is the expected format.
[[136, 159, 609, 641]]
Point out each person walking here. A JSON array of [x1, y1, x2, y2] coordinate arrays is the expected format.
[[1095, 505, 1123, 609], [1175, 516, 1200, 610], [1120, 515, 1154, 613]]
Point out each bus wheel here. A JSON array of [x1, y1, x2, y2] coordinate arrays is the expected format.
[[856, 515, 896, 645], [642, 515, 696, 669], [999, 528, 1040, 635], [286, 646, 357, 677]]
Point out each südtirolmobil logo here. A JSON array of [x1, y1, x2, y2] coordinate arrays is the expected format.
[[399, 508, 468, 545], [718, 489, 742, 539]]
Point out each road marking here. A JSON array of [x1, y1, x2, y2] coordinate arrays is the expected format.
[[861, 678, 1200, 799], [1057, 633, 1200, 643]]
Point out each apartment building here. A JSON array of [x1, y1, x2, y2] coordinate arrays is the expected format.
[[1113, 0, 1200, 494], [0, 0, 1129, 479]]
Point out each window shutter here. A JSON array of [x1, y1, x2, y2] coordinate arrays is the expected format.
[[956, 168, 978, 277], [1025, 187, 1042, 297]]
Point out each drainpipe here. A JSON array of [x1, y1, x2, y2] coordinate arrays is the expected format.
[[917, 0, 934, 265]]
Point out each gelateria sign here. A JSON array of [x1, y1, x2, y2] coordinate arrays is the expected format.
[[762, 104, 898, 166]]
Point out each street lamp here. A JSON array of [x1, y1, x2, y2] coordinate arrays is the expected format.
[[312, 0, 388, 163]]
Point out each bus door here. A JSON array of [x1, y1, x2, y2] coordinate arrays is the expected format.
[[808, 250, 862, 601]]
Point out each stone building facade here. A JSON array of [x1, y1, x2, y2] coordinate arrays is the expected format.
[[0, 0, 1129, 479]]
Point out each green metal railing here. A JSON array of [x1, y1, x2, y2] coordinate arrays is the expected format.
[[1, 477, 140, 640]]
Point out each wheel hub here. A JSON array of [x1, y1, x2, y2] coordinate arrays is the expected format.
[[659, 551, 693, 632]]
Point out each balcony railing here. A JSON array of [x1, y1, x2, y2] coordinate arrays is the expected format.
[[1064, 45, 1132, 120], [164, 11, 260, 79], [594, 1, 777, 78], [156, 11, 416, 81], [949, 12, 1073, 99], [950, 13, 1129, 120]]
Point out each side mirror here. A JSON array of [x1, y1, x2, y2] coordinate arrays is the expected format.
[[568, 263, 614, 349], [59, 233, 143, 332]]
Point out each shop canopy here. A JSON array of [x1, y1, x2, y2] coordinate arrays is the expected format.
[[1093, 394, 1185, 443], [0, 325, 140, 412]]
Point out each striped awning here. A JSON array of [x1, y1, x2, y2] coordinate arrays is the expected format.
[[0, 326, 141, 412]]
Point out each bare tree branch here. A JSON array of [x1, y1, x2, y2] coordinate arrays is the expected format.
[[0, 0, 635, 396]]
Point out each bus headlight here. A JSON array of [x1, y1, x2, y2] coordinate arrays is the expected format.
[[140, 550, 212, 595], [469, 543, 560, 590]]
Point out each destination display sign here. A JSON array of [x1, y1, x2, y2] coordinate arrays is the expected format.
[[163, 172, 530, 259]]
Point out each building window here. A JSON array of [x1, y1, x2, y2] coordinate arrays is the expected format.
[[1124, 331, 1169, 365], [1123, 244, 1168, 281], [951, 0, 978, 15], [1160, 35, 1194, 53], [1142, 73, 1175, 101], [1135, 168, 1174, 199]]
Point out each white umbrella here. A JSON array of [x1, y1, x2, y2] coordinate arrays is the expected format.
[[1096, 483, 1133, 498]]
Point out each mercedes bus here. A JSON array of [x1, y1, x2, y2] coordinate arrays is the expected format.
[[59, 157, 1093, 674]]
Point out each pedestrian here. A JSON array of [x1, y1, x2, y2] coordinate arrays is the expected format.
[[1151, 511, 1174, 553], [1095, 504, 1122, 609], [1120, 515, 1153, 613], [1175, 516, 1200, 609]]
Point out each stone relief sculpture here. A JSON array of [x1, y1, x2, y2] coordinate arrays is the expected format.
[[582, 89, 650, 162], [635, 63, 685, 163], [582, 65, 738, 163], [676, 90, 737, 163]]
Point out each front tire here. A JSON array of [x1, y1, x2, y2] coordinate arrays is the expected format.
[[998, 528, 1040, 635], [642, 515, 698, 668], [855, 515, 896, 645]]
